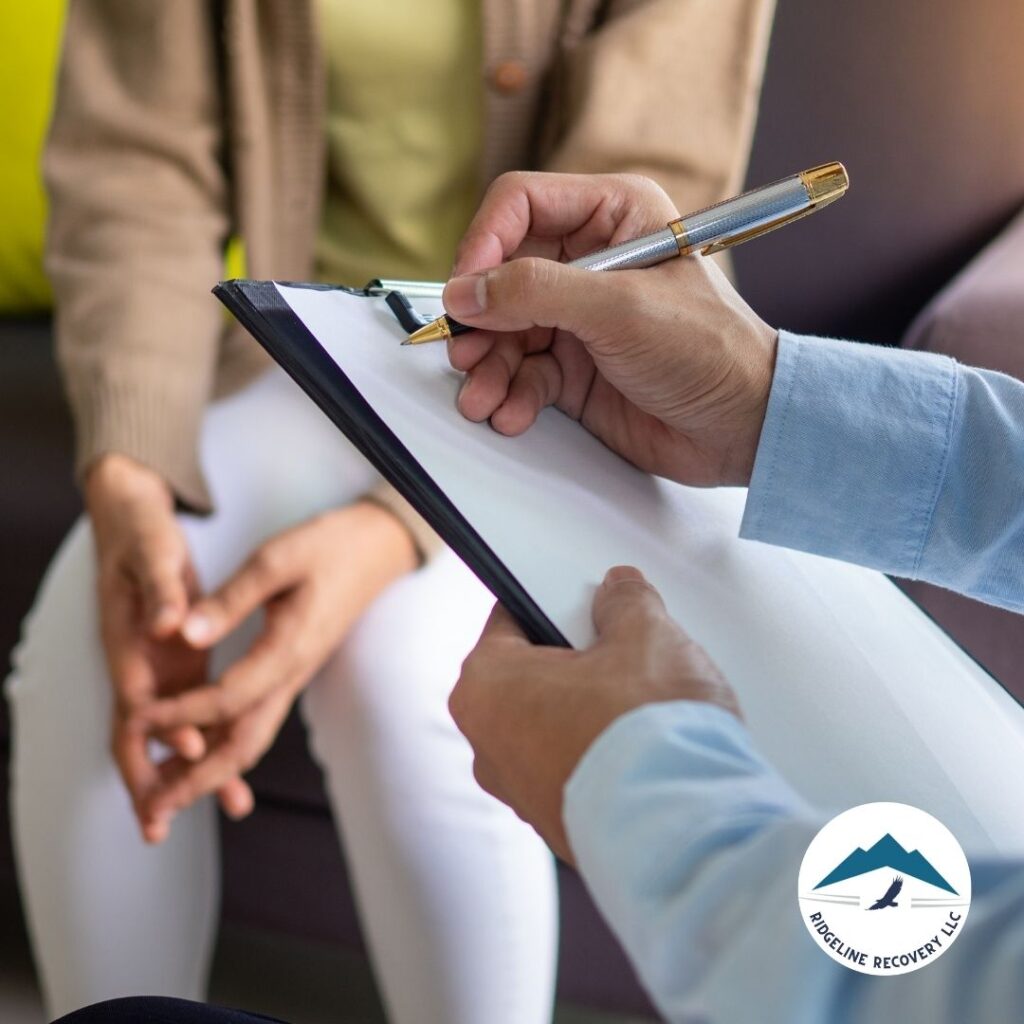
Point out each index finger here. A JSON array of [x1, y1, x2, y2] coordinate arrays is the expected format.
[[138, 602, 299, 730], [110, 725, 169, 842], [144, 687, 293, 822], [453, 172, 678, 276]]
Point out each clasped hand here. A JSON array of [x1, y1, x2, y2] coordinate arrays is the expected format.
[[88, 455, 415, 843]]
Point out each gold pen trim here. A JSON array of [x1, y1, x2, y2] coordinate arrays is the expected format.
[[700, 207, 817, 255], [669, 218, 691, 255], [799, 161, 849, 206], [702, 162, 849, 255], [404, 316, 452, 346]]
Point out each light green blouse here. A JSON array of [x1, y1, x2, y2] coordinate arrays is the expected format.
[[315, 0, 483, 287]]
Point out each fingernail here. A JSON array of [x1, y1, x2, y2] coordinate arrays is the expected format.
[[232, 793, 255, 820], [603, 565, 645, 586], [182, 732, 206, 761], [182, 613, 213, 645], [449, 338, 475, 372], [444, 274, 487, 318], [151, 604, 178, 630], [144, 810, 171, 843]]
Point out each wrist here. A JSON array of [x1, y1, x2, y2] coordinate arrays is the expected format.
[[84, 454, 174, 541], [719, 325, 778, 486], [363, 501, 419, 578], [327, 501, 419, 582]]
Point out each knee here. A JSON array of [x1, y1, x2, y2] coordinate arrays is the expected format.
[[5, 518, 110, 740], [302, 555, 492, 743]]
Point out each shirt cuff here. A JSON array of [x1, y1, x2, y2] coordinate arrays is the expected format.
[[563, 700, 807, 885], [740, 332, 959, 578], [566, 702, 756, 809]]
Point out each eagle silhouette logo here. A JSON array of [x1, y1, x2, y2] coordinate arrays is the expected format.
[[867, 875, 903, 910]]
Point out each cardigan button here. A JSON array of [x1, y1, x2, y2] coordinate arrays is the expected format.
[[490, 60, 529, 95]]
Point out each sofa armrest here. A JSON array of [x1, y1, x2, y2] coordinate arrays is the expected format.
[[902, 205, 1024, 379]]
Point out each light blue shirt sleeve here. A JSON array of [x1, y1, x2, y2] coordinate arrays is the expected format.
[[740, 332, 1024, 612], [563, 335, 1024, 1020], [565, 703, 1024, 1024]]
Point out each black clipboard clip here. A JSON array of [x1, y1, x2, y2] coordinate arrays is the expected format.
[[363, 279, 445, 337], [385, 291, 430, 334]]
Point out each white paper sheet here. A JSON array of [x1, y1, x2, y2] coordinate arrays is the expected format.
[[279, 284, 1024, 854]]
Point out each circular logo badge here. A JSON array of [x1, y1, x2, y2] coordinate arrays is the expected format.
[[797, 802, 971, 975]]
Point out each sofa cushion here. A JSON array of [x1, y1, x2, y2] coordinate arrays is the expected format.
[[898, 205, 1024, 703], [0, 318, 79, 741], [902, 205, 1024, 380]]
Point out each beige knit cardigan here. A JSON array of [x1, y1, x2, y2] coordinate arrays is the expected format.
[[44, 0, 774, 552]]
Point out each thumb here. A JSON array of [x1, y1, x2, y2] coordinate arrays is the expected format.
[[132, 534, 190, 637], [477, 601, 531, 647], [443, 257, 631, 338], [181, 545, 289, 648], [591, 566, 670, 646]]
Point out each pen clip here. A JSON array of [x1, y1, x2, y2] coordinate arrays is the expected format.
[[699, 202, 831, 255], [698, 161, 849, 256]]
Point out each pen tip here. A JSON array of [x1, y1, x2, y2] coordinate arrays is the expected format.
[[406, 317, 451, 346]]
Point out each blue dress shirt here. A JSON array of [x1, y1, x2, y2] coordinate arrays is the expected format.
[[564, 332, 1024, 1023]]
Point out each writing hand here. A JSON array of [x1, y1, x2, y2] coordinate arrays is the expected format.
[[445, 172, 778, 487]]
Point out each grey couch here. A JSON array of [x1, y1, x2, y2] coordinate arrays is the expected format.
[[3, 0, 1024, 1015]]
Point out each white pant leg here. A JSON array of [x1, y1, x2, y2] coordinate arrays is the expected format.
[[301, 550, 559, 1024], [6, 367, 559, 1020], [6, 519, 221, 1017], [4, 365, 345, 1016]]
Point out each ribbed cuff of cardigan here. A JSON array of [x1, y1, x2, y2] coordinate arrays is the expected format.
[[364, 480, 443, 566], [69, 375, 213, 514]]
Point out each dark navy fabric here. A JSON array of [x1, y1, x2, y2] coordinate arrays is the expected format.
[[54, 997, 288, 1024]]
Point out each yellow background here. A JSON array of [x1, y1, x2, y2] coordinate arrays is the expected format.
[[0, 4, 64, 311]]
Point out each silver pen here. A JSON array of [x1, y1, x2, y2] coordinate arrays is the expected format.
[[404, 162, 849, 345]]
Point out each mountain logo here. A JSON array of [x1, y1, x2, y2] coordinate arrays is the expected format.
[[797, 802, 971, 976], [814, 832, 957, 894]]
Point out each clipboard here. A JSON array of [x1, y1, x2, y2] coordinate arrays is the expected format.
[[214, 277, 1024, 852]]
